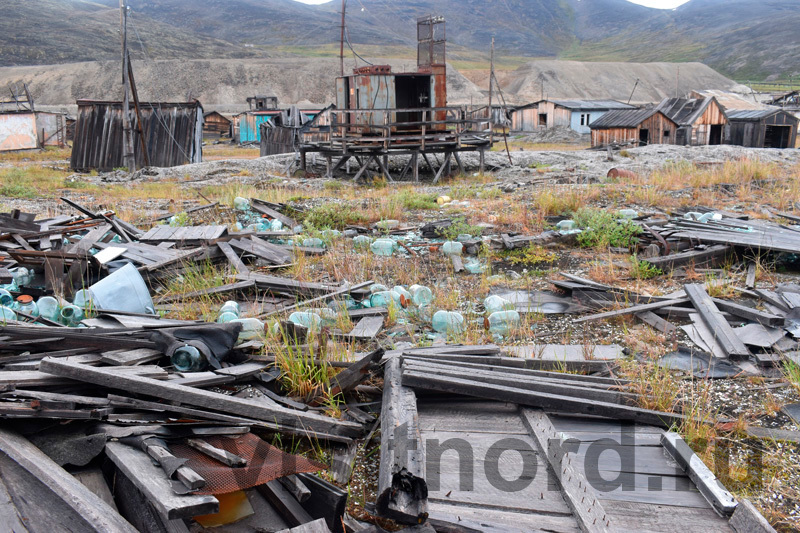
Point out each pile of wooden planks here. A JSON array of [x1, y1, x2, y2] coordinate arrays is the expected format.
[[559, 274, 799, 369]]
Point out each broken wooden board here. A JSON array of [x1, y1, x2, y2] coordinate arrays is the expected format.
[[39, 357, 360, 441], [344, 316, 384, 341], [685, 284, 750, 360], [402, 368, 683, 428], [105, 440, 218, 520], [377, 357, 427, 524], [0, 427, 138, 532]]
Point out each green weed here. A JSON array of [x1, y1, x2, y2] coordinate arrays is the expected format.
[[303, 202, 368, 229], [573, 208, 641, 249]]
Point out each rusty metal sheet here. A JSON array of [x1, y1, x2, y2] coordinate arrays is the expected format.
[[0, 113, 38, 151]]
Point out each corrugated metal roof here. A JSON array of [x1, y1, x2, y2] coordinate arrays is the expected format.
[[727, 108, 790, 120], [655, 97, 719, 126], [550, 99, 635, 111], [589, 108, 661, 129]]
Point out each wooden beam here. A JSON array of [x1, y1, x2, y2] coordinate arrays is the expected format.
[[684, 284, 750, 360], [105, 441, 218, 520], [521, 409, 613, 532], [376, 357, 428, 524], [40, 358, 361, 440], [401, 368, 684, 428], [0, 427, 138, 532], [217, 241, 250, 275], [574, 298, 689, 323], [661, 432, 737, 516]]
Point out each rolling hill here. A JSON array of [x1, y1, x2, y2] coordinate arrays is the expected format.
[[0, 0, 797, 80]]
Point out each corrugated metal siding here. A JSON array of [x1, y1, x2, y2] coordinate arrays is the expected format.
[[70, 100, 203, 171], [0, 113, 38, 151]]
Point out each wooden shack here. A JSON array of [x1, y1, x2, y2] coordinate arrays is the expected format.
[[590, 108, 678, 147], [70, 100, 204, 172], [511, 99, 634, 134], [655, 97, 728, 146], [202, 111, 231, 138], [727, 109, 798, 148]]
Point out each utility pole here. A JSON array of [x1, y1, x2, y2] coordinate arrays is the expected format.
[[339, 0, 346, 77], [119, 0, 135, 173], [628, 78, 640, 105], [488, 37, 494, 144]]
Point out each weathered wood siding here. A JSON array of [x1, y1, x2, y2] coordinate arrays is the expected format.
[[511, 102, 571, 132], [591, 112, 678, 147], [688, 100, 727, 145], [591, 127, 638, 147], [511, 106, 538, 131], [203, 112, 231, 136], [70, 100, 203, 171], [729, 111, 798, 148], [640, 113, 680, 146]]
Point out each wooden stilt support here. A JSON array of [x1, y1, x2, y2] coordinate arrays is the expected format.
[[352, 155, 375, 183], [432, 152, 452, 184], [453, 151, 464, 175], [375, 153, 394, 182]]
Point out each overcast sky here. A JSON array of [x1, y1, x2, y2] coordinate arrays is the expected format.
[[292, 0, 692, 7]]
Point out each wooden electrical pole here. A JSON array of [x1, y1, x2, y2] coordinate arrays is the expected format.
[[119, 0, 135, 173], [488, 37, 494, 144], [339, 0, 346, 77]]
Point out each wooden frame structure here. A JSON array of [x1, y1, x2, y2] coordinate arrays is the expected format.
[[288, 15, 493, 183], [295, 106, 492, 183]]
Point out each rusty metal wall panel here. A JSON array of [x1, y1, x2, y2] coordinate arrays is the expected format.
[[336, 78, 347, 110], [0, 113, 38, 151], [70, 101, 203, 171], [35, 113, 63, 146], [353, 74, 395, 127]]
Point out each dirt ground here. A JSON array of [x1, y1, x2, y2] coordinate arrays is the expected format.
[[3, 141, 800, 530]]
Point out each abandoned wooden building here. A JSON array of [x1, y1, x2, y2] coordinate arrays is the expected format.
[[292, 15, 492, 182], [202, 111, 232, 138], [70, 100, 204, 172], [247, 95, 278, 111], [510, 99, 635, 134], [727, 108, 799, 149], [589, 108, 679, 147], [655, 97, 728, 145]]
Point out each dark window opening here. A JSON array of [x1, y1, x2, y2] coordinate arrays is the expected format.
[[539, 113, 548, 127], [664, 130, 671, 139]]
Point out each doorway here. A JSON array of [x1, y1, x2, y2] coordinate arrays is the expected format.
[[764, 125, 792, 148], [395, 75, 431, 130], [709, 125, 723, 145], [639, 128, 649, 146]]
